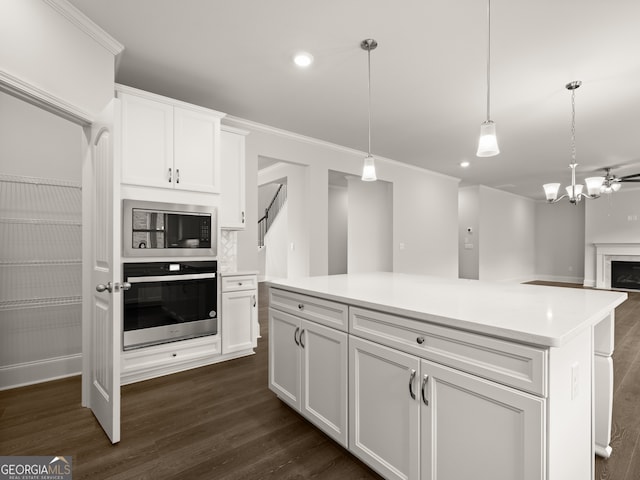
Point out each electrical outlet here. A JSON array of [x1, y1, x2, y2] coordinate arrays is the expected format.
[[571, 362, 579, 399]]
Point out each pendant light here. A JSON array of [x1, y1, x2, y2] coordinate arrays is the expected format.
[[476, 0, 500, 157], [542, 81, 603, 204], [361, 38, 378, 181]]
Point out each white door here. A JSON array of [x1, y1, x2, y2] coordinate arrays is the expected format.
[[349, 336, 421, 480], [82, 99, 122, 443], [268, 309, 301, 409], [420, 359, 545, 480], [300, 319, 348, 447]]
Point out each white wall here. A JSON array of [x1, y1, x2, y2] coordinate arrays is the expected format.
[[0, 0, 120, 121], [264, 203, 288, 279], [535, 200, 585, 283], [347, 177, 393, 274], [478, 186, 536, 282], [0, 92, 83, 180], [235, 118, 460, 279], [458, 185, 537, 283], [328, 184, 348, 275], [258, 161, 309, 278], [458, 186, 480, 280], [584, 189, 640, 286]]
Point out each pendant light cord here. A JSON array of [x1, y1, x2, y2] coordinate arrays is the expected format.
[[570, 87, 576, 164], [485, 0, 491, 122], [367, 46, 372, 156]]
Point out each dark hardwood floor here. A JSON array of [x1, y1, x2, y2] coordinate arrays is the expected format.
[[0, 283, 382, 480], [1, 282, 639, 479]]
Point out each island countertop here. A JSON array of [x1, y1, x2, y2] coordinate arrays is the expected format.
[[267, 272, 628, 347]]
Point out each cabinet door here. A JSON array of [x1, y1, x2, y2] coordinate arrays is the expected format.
[[349, 336, 420, 480], [174, 107, 221, 193], [120, 92, 174, 188], [300, 319, 348, 447], [221, 289, 257, 354], [268, 309, 301, 410], [220, 129, 246, 229], [420, 359, 545, 480]]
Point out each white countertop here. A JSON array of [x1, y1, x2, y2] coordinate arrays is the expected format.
[[219, 270, 259, 277], [267, 272, 628, 347]]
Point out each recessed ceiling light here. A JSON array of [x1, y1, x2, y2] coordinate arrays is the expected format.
[[293, 52, 314, 68], [460, 161, 470, 168]]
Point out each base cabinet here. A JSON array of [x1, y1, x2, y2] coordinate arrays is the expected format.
[[269, 308, 348, 447], [350, 335, 546, 480], [221, 274, 258, 354]]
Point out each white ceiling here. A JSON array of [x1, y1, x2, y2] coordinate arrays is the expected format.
[[68, 0, 640, 199]]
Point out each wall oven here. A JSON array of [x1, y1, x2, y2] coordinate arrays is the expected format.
[[123, 261, 218, 350], [123, 199, 217, 257]]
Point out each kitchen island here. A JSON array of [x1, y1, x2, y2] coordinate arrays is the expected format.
[[267, 273, 627, 480]]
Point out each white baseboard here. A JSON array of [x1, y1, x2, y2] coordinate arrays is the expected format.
[[530, 275, 585, 285], [0, 354, 82, 391]]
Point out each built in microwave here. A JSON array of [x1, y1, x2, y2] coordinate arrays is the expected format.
[[123, 199, 217, 257]]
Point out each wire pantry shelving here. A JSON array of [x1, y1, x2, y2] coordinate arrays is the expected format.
[[0, 174, 82, 369]]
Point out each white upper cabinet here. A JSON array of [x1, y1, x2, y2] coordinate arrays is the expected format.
[[117, 85, 225, 193], [220, 126, 248, 229]]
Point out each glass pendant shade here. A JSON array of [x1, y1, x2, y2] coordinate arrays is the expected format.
[[585, 176, 604, 197], [612, 182, 622, 192], [476, 121, 500, 157], [566, 184, 583, 199], [361, 155, 377, 182], [543, 183, 561, 202]]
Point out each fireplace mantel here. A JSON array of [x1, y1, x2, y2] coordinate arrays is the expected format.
[[595, 243, 640, 289]]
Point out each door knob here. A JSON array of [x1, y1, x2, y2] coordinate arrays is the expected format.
[[96, 282, 113, 293]]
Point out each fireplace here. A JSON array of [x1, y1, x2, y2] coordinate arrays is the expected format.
[[595, 243, 640, 289], [611, 261, 640, 291]]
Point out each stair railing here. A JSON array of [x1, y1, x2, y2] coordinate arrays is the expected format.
[[258, 183, 287, 247]]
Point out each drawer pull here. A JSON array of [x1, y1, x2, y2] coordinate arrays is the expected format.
[[421, 375, 429, 405], [409, 369, 417, 400], [238, 282, 243, 286], [416, 336, 425, 345], [298, 303, 304, 310], [172, 353, 177, 358], [294, 326, 300, 346]]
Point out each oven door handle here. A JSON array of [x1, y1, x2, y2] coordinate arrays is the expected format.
[[127, 273, 216, 283]]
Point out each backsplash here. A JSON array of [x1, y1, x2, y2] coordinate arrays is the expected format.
[[219, 229, 238, 272]]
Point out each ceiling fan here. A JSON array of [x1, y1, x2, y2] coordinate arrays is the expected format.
[[600, 167, 640, 193]]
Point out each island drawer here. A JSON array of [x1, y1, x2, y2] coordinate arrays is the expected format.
[[350, 307, 548, 396], [270, 288, 348, 332]]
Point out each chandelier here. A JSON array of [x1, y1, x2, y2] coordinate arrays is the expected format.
[[542, 81, 603, 204]]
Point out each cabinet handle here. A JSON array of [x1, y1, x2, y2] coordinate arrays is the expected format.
[[421, 375, 429, 406], [176, 168, 180, 184], [416, 336, 425, 345], [168, 167, 172, 183], [242, 211, 245, 224], [300, 329, 305, 348], [409, 369, 417, 400], [298, 303, 304, 310], [294, 326, 300, 346], [252, 295, 256, 307]]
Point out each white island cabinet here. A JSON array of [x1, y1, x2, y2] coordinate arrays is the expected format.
[[267, 273, 627, 480]]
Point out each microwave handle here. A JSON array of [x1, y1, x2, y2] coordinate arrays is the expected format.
[[128, 272, 216, 283]]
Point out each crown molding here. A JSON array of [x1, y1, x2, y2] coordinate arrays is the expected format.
[[224, 114, 460, 183], [42, 0, 124, 56], [0, 69, 93, 125]]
